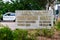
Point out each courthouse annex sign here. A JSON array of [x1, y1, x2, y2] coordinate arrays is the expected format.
[[16, 10, 54, 29]]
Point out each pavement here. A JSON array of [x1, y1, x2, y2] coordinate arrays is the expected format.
[[0, 22, 16, 30]]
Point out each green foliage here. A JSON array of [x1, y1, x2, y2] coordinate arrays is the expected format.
[[0, 14, 3, 20], [0, 26, 38, 40], [36, 29, 54, 38], [58, 0, 60, 1], [0, 0, 47, 14], [0, 0, 48, 20], [0, 24, 55, 40], [27, 30, 37, 40], [14, 0, 47, 10], [36, 29, 45, 36], [56, 21, 60, 30], [13, 29, 38, 40], [43, 29, 54, 38], [13, 29, 28, 40], [0, 27, 13, 40]]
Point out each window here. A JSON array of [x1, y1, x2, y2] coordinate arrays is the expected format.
[[10, 13, 15, 16], [5, 14, 10, 16]]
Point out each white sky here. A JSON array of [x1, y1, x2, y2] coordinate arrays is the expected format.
[[3, 0, 11, 2]]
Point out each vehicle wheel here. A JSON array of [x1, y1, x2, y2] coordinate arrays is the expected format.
[[13, 20, 15, 22], [0, 19, 1, 22], [0, 18, 3, 22]]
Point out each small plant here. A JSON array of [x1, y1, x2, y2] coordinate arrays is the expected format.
[[56, 21, 60, 30], [13, 29, 28, 40], [36, 29, 54, 38], [27, 30, 37, 40], [43, 29, 54, 38], [36, 29, 45, 36], [0, 27, 13, 40]]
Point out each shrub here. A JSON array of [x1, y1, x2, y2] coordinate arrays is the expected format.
[[36, 29, 54, 38], [0, 23, 54, 40], [0, 27, 13, 40], [27, 30, 37, 40], [36, 29, 45, 36], [13, 29, 28, 40], [43, 29, 54, 38], [0, 14, 3, 21], [56, 21, 60, 30]]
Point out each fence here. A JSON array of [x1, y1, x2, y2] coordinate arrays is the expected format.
[[15, 10, 54, 29]]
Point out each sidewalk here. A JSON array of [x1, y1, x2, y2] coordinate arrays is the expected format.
[[0, 22, 16, 30]]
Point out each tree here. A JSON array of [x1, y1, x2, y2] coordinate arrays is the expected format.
[[0, 0, 5, 20], [10, 0, 56, 10], [0, 0, 56, 20], [58, 0, 60, 1]]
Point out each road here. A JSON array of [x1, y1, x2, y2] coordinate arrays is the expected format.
[[0, 22, 16, 30]]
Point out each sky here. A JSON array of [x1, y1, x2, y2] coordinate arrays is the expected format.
[[3, 0, 11, 2]]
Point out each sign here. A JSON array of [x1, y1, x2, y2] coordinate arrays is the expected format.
[[16, 10, 54, 29]]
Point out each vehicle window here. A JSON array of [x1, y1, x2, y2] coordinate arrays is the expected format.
[[5, 14, 10, 16], [10, 13, 15, 16], [58, 6, 60, 10]]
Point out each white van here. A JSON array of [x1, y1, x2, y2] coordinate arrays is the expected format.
[[3, 12, 15, 22]]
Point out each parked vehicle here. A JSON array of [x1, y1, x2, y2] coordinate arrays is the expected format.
[[3, 12, 15, 22], [54, 4, 60, 21]]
